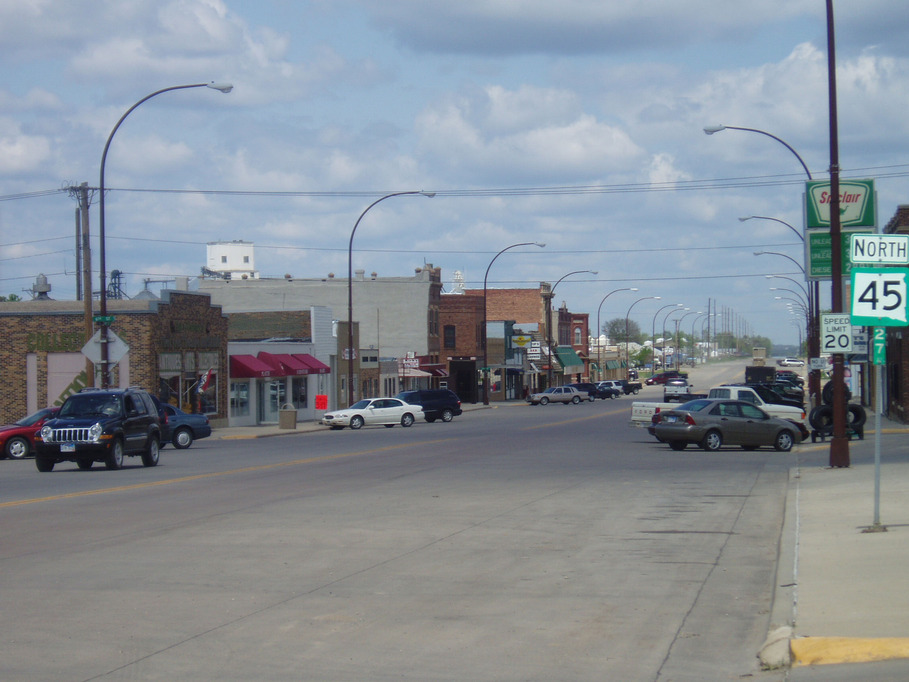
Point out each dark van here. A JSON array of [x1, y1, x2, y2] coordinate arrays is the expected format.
[[395, 389, 462, 423]]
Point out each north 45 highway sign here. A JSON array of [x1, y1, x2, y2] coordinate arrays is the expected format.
[[850, 267, 909, 327]]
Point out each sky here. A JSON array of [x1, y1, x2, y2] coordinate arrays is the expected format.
[[3, 0, 909, 347]]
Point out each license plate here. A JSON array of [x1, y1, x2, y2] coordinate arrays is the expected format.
[[664, 416, 678, 423], [61, 443, 76, 452]]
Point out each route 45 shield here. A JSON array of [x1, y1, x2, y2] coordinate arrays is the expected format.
[[851, 268, 909, 327]]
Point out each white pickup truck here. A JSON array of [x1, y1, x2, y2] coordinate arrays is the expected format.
[[630, 384, 806, 427]]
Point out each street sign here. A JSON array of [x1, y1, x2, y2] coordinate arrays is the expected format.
[[850, 234, 909, 265], [850, 267, 909, 326], [92, 315, 115, 325], [81, 329, 129, 365], [873, 327, 886, 365], [820, 313, 854, 353], [805, 179, 876, 228]]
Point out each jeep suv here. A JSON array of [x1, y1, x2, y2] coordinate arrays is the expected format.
[[36, 387, 162, 472], [395, 389, 462, 423]]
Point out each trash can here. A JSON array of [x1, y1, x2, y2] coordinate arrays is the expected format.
[[278, 403, 297, 430]]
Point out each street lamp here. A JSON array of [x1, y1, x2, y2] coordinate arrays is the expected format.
[[674, 310, 702, 370], [482, 242, 545, 404], [651, 303, 683, 369], [739, 215, 803, 242], [624, 296, 660, 378], [753, 251, 806, 273], [595, 287, 638, 381], [691, 312, 711, 365], [703, 125, 813, 180], [546, 270, 598, 387], [98, 82, 233, 388], [347, 191, 435, 406], [766, 275, 809, 299]]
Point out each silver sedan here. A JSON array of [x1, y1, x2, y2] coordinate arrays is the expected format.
[[652, 399, 802, 452], [526, 386, 585, 405]]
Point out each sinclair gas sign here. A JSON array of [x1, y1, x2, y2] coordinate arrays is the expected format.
[[806, 179, 875, 229]]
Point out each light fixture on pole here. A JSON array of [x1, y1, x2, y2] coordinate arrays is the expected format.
[[482, 242, 545, 404], [703, 125, 812, 179], [673, 310, 702, 370], [546, 270, 598, 387], [595, 287, 637, 381], [753, 250, 806, 273], [347, 191, 435, 406], [651, 303, 683, 370], [98, 82, 233, 389], [624, 296, 660, 378]]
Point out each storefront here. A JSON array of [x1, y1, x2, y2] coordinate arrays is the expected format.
[[228, 343, 331, 426]]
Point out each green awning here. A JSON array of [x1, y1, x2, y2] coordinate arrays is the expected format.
[[554, 347, 584, 374]]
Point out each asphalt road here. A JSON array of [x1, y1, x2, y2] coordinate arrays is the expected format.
[[1, 361, 794, 681]]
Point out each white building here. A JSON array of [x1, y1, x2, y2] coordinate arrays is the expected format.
[[206, 240, 259, 280]]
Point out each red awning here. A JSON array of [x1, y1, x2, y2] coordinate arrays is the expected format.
[[230, 354, 276, 379], [422, 364, 449, 377], [293, 353, 330, 374], [259, 352, 310, 376]]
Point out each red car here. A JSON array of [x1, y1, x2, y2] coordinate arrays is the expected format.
[[0, 407, 60, 459]]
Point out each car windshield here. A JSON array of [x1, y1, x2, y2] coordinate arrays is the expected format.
[[15, 408, 54, 426], [349, 400, 371, 409], [59, 394, 121, 418], [679, 399, 712, 412]]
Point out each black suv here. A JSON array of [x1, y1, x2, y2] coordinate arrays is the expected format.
[[36, 387, 162, 472], [395, 389, 462, 423]]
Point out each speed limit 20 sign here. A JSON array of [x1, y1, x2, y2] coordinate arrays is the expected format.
[[851, 267, 909, 326]]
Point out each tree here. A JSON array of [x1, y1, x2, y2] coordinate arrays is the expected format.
[[605, 317, 643, 344], [0, 294, 21, 302]]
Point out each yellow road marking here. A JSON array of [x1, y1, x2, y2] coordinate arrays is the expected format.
[[0, 438, 449, 509]]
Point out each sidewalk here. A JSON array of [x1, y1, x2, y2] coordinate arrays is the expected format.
[[763, 413, 909, 676]]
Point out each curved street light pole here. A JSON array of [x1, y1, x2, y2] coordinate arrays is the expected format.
[[691, 312, 711, 365], [651, 303, 683, 370], [703, 125, 813, 180], [595, 287, 637, 381], [482, 242, 545, 404], [98, 82, 233, 388], [347, 191, 435, 406], [624, 296, 660, 378], [770, 287, 809, 307], [546, 270, 598, 387], [754, 250, 806, 273], [739, 215, 804, 242], [674, 310, 702, 370]]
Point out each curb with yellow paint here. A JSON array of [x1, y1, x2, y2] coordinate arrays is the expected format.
[[791, 636, 909, 666]]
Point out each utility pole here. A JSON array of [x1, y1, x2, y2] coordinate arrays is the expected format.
[[69, 183, 95, 387]]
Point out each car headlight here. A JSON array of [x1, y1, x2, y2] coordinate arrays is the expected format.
[[88, 422, 103, 443], [40, 424, 53, 442]]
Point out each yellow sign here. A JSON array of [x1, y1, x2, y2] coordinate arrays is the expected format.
[[513, 335, 532, 347]]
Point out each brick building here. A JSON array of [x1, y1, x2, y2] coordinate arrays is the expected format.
[[0, 291, 229, 426], [883, 205, 909, 422]]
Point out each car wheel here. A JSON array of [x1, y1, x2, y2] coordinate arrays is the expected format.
[[610, 393, 617, 399], [540, 397, 549, 405], [35, 453, 55, 472], [700, 430, 722, 452], [77, 457, 93, 470], [350, 415, 364, 430], [774, 430, 795, 452], [668, 441, 687, 451], [105, 439, 124, 470], [441, 409, 454, 422], [141, 437, 160, 467], [571, 396, 581, 404], [401, 413, 415, 427], [173, 427, 194, 449], [5, 435, 29, 459], [588, 395, 595, 402]]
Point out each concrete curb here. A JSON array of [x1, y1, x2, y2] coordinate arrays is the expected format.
[[790, 637, 909, 666]]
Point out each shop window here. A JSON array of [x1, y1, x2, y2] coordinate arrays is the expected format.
[[574, 327, 582, 345], [230, 381, 250, 417], [444, 325, 456, 349]]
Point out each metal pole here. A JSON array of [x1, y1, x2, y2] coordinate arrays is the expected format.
[[347, 191, 434, 406]]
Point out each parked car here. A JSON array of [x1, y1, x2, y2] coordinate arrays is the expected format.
[[158, 402, 212, 449], [36, 387, 162, 471], [777, 357, 805, 367], [652, 399, 803, 452], [617, 379, 642, 395], [569, 383, 612, 401], [526, 386, 586, 405], [394, 389, 462, 422], [596, 380, 625, 398], [322, 398, 423, 430], [663, 378, 702, 402], [0, 407, 59, 459], [775, 369, 805, 386]]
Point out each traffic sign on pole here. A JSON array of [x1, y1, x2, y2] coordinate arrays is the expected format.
[[820, 313, 854, 353], [872, 327, 886, 365], [850, 267, 909, 326], [850, 234, 909, 265]]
